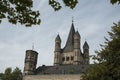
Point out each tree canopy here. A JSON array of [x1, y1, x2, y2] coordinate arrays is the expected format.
[[0, 67, 22, 80], [49, 0, 78, 11], [0, 0, 78, 27], [0, 0, 40, 27], [81, 21, 120, 80], [111, 0, 120, 4], [0, 0, 120, 27]]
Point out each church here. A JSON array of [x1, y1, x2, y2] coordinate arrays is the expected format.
[[23, 21, 90, 80], [54, 22, 89, 66]]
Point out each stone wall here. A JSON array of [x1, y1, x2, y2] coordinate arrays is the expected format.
[[23, 74, 82, 80]]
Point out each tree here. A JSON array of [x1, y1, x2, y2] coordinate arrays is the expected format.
[[3, 67, 12, 80], [1, 67, 22, 80], [0, 73, 4, 79], [12, 67, 22, 80], [0, 0, 119, 27], [0, 0, 40, 27], [81, 21, 120, 80], [49, 0, 78, 11], [0, 0, 78, 27], [111, 0, 120, 4]]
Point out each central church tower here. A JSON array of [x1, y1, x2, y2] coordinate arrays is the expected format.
[[54, 21, 89, 65]]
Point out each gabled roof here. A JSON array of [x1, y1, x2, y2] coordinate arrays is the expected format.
[[63, 23, 75, 52]]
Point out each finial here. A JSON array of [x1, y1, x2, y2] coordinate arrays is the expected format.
[[32, 43, 34, 50], [57, 32, 60, 36], [76, 28, 78, 31], [72, 17, 74, 23]]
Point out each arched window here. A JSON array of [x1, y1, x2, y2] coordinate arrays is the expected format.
[[66, 57, 69, 61], [71, 56, 74, 61], [62, 57, 65, 61]]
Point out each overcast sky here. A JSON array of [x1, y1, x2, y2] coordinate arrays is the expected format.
[[0, 0, 120, 73]]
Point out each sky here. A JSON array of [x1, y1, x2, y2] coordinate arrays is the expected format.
[[0, 0, 120, 73]]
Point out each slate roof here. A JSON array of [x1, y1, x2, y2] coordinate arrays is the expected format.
[[83, 41, 89, 49], [62, 23, 75, 53], [35, 64, 90, 75]]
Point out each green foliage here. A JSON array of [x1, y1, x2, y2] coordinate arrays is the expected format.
[[49, 0, 62, 11], [81, 21, 120, 80], [12, 67, 22, 80], [62, 0, 78, 9], [0, 73, 4, 79], [0, 0, 78, 26], [0, 0, 40, 27], [4, 68, 12, 80], [111, 0, 120, 4], [1, 67, 22, 80], [0, 0, 119, 27], [49, 0, 78, 11]]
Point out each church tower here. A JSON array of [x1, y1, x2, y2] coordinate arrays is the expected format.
[[83, 41, 89, 64], [54, 34, 61, 65], [73, 31, 83, 64], [54, 21, 90, 66], [24, 50, 38, 75]]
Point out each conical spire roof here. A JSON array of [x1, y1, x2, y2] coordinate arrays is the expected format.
[[55, 34, 61, 42], [63, 22, 75, 52], [74, 31, 81, 38], [83, 41, 89, 49]]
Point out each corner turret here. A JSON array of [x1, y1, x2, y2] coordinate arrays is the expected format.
[[83, 41, 89, 64], [74, 31, 81, 49], [83, 41, 89, 49], [55, 34, 61, 42], [55, 34, 61, 52], [54, 34, 61, 66], [73, 31, 83, 64]]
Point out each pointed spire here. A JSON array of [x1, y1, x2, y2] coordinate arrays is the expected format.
[[71, 17, 74, 28], [74, 31, 81, 38], [83, 41, 89, 49], [55, 34, 61, 42], [72, 17, 74, 23], [63, 21, 75, 52]]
